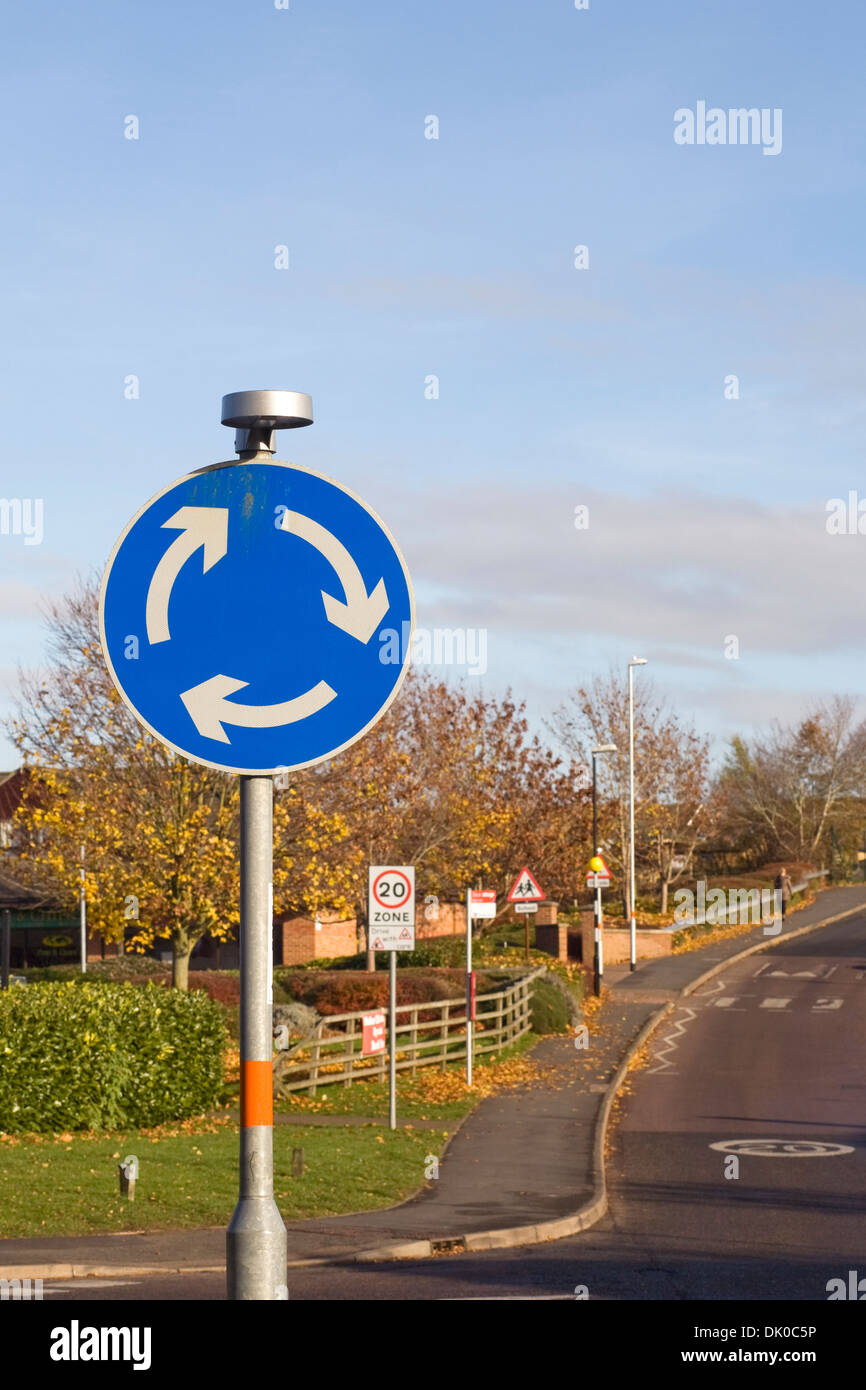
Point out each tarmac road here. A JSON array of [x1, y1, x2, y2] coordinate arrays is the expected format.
[[42, 914, 866, 1302]]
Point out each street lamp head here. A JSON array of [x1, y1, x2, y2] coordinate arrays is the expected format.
[[629, 657, 648, 667], [221, 389, 314, 458], [592, 743, 617, 755]]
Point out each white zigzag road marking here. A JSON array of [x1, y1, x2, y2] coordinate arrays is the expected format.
[[648, 1007, 697, 1074]]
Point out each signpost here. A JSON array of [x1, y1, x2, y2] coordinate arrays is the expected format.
[[507, 866, 544, 959], [586, 854, 611, 994], [79, 845, 86, 974], [368, 865, 415, 1129], [98, 392, 414, 1300], [466, 889, 497, 1083], [1, 909, 10, 991]]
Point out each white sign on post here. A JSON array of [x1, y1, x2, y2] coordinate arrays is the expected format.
[[586, 872, 611, 890], [368, 865, 415, 950], [469, 889, 497, 919]]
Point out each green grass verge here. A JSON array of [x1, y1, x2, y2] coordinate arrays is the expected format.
[[0, 1122, 447, 1239], [0, 1013, 560, 1237]]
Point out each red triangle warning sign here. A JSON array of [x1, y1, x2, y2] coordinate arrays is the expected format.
[[399, 927, 411, 939], [507, 866, 545, 903], [587, 855, 611, 877]]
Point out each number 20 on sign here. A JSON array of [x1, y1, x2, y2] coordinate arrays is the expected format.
[[368, 865, 415, 950]]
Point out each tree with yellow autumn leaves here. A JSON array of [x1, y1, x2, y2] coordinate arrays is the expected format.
[[300, 674, 592, 927], [8, 580, 359, 987], [7, 580, 592, 986]]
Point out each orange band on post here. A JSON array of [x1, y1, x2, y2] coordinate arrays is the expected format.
[[241, 1060, 273, 1128]]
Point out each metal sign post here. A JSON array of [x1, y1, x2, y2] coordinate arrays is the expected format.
[[226, 774, 285, 1300], [586, 859, 611, 996], [465, 889, 495, 1084], [98, 391, 415, 1301], [465, 888, 473, 1087], [368, 866, 415, 1130], [79, 845, 86, 974], [1, 908, 10, 990], [589, 745, 616, 996], [388, 949, 397, 1130], [507, 866, 544, 960], [596, 879, 603, 990]]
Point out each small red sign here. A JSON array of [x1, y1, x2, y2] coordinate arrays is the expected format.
[[469, 888, 497, 920], [467, 970, 476, 1022], [361, 1011, 386, 1056]]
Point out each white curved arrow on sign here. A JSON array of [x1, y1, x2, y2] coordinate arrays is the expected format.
[[279, 510, 389, 643], [180, 674, 336, 744], [146, 507, 229, 645]]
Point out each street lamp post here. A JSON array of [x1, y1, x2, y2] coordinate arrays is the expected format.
[[591, 744, 616, 996], [628, 658, 647, 974]]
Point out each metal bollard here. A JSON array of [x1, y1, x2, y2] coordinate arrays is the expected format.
[[118, 1154, 139, 1201]]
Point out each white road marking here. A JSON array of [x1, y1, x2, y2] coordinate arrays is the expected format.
[[756, 962, 838, 980], [442, 1294, 578, 1301], [41, 1279, 139, 1296], [812, 998, 844, 1010], [710, 1139, 854, 1158], [760, 997, 791, 1009], [649, 1007, 697, 1073]]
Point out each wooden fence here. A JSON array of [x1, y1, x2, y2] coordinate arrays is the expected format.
[[273, 966, 545, 1096]]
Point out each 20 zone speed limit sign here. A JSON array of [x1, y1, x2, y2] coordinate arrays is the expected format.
[[368, 865, 415, 950]]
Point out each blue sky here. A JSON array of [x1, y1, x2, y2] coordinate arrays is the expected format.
[[2, 0, 865, 767]]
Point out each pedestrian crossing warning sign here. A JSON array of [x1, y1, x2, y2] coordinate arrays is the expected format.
[[507, 866, 545, 903]]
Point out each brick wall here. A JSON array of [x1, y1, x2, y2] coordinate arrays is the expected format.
[[276, 912, 358, 966], [578, 913, 673, 965], [417, 901, 465, 938], [417, 899, 561, 942], [274, 896, 569, 962]]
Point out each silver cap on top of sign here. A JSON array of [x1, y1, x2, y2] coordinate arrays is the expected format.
[[221, 389, 314, 458]]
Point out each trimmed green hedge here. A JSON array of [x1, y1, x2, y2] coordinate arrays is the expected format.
[[0, 981, 226, 1133]]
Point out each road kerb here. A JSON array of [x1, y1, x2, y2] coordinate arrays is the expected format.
[[350, 1001, 675, 1263], [353, 1239, 433, 1263]]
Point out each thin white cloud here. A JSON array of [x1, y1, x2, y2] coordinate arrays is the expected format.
[[402, 483, 863, 660]]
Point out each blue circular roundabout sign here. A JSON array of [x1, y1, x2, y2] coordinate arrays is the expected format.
[[99, 460, 414, 774]]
